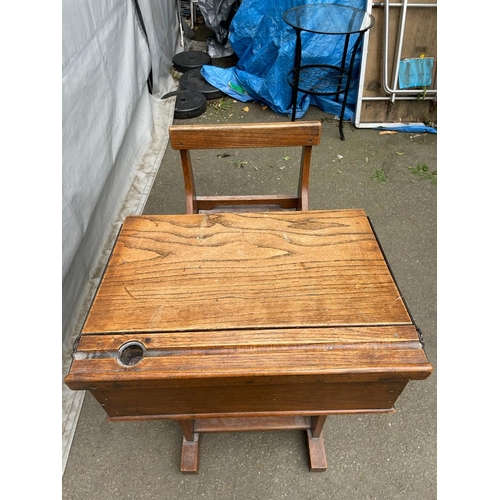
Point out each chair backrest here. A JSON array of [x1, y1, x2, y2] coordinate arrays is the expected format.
[[169, 121, 322, 214]]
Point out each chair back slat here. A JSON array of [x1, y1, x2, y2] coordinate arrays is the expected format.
[[170, 122, 321, 150]]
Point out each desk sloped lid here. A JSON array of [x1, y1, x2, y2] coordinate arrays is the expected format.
[[82, 210, 413, 334]]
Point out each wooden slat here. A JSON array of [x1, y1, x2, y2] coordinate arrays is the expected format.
[[108, 408, 394, 422], [76, 325, 420, 352], [169, 121, 321, 150], [194, 416, 310, 433], [65, 345, 431, 387], [195, 195, 299, 210]]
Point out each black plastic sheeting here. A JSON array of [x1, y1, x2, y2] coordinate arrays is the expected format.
[[198, 0, 241, 44]]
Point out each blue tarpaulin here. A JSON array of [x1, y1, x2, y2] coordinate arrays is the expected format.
[[201, 0, 367, 121], [374, 125, 437, 134]]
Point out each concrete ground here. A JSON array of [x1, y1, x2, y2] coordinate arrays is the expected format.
[[62, 97, 437, 499]]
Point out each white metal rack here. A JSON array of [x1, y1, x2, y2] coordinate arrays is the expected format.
[[354, 0, 437, 129]]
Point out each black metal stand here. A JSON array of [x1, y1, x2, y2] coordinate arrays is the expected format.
[[283, 5, 374, 141], [288, 31, 366, 141]]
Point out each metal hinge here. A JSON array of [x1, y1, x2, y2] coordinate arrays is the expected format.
[[415, 324, 425, 348], [72, 333, 82, 356]]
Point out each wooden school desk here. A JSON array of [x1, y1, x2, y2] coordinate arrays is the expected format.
[[65, 210, 432, 473]]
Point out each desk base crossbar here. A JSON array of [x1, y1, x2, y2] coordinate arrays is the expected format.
[[178, 415, 328, 474]]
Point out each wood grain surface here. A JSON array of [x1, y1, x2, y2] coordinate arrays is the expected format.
[[169, 121, 321, 149], [82, 210, 412, 334]]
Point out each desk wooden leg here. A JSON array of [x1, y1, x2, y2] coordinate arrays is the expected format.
[[177, 416, 328, 473], [307, 416, 328, 472], [178, 420, 200, 474], [180, 433, 200, 474], [310, 416, 327, 438]]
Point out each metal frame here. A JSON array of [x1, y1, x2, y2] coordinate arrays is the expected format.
[[354, 0, 437, 129]]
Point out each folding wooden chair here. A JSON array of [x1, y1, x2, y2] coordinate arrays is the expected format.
[[169, 121, 322, 214]]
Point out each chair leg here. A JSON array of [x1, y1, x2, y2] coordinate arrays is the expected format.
[[180, 149, 198, 214]]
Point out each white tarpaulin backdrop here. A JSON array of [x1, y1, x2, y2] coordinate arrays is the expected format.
[[62, 0, 180, 472], [62, 0, 178, 346]]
